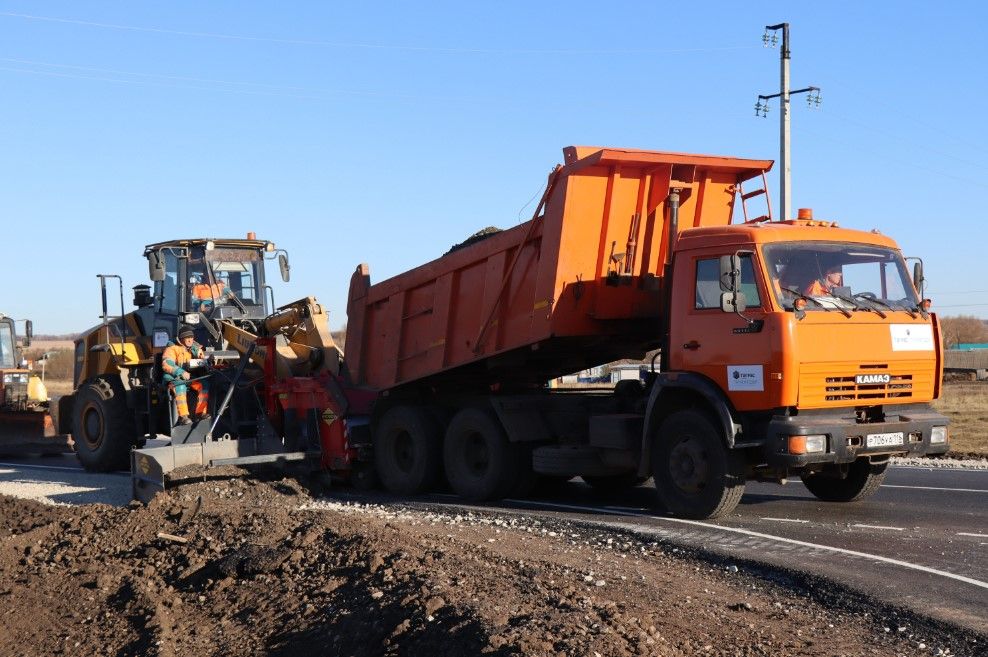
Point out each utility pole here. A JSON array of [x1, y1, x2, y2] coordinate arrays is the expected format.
[[755, 23, 821, 221]]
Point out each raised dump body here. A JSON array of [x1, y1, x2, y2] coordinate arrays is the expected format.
[[346, 146, 772, 391]]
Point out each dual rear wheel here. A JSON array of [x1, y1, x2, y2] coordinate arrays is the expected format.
[[374, 405, 533, 500]]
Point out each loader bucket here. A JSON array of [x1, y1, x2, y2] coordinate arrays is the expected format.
[[0, 411, 72, 457], [131, 436, 319, 504]]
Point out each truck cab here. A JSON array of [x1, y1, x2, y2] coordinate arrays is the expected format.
[[0, 316, 31, 409], [648, 217, 948, 516]]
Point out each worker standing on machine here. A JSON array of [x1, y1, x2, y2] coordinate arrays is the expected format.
[[162, 325, 210, 426]]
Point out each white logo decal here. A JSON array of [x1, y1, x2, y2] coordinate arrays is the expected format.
[[890, 324, 934, 352], [727, 365, 764, 391]]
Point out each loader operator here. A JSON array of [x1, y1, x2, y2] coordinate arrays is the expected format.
[[190, 271, 234, 313], [162, 325, 210, 426]]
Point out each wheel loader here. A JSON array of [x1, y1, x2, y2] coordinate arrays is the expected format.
[[59, 235, 373, 500], [0, 315, 72, 456]]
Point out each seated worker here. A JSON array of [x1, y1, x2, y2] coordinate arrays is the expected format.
[[190, 272, 233, 312], [162, 325, 210, 426], [804, 260, 843, 296], [775, 261, 812, 300]]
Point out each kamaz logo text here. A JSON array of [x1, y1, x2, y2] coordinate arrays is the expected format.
[[855, 374, 891, 385]]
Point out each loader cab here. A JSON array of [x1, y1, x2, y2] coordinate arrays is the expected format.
[[144, 238, 280, 348], [0, 319, 16, 370]]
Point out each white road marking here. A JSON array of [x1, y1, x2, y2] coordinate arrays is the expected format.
[[505, 498, 988, 591], [852, 524, 904, 531], [760, 517, 809, 523], [957, 532, 988, 538], [0, 461, 128, 476], [881, 484, 988, 493]]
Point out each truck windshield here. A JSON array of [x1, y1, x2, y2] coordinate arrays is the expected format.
[[0, 323, 15, 369], [763, 242, 919, 312]]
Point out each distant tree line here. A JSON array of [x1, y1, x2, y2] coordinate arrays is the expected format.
[[940, 315, 988, 349], [22, 348, 74, 381]]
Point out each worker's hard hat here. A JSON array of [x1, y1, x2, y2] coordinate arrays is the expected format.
[[177, 325, 195, 340]]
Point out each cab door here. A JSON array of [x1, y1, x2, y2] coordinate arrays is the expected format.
[[669, 249, 777, 412]]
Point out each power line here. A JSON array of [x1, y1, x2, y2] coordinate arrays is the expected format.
[[0, 62, 490, 103], [797, 120, 988, 191], [0, 12, 758, 55], [0, 57, 316, 91], [935, 303, 988, 308]]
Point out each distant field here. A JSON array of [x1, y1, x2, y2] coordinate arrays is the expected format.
[[934, 381, 988, 457], [29, 339, 74, 352]]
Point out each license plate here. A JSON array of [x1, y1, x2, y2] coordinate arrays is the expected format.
[[866, 431, 904, 448]]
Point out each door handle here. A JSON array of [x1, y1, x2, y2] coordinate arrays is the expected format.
[[683, 340, 701, 351]]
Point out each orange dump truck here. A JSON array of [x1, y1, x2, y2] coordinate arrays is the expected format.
[[343, 145, 948, 519]]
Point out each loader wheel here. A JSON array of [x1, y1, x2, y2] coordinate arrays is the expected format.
[[651, 409, 746, 519], [72, 378, 134, 472], [443, 408, 518, 501], [374, 406, 442, 495], [800, 459, 888, 502]]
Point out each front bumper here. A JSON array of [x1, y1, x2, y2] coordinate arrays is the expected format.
[[763, 405, 949, 469]]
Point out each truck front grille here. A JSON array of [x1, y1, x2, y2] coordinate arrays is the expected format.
[[823, 374, 913, 402], [798, 360, 935, 408]]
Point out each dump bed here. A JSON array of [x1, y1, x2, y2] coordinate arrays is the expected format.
[[346, 146, 772, 391]]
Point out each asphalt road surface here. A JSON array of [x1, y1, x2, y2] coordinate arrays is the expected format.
[[1, 452, 984, 632], [461, 467, 988, 633]]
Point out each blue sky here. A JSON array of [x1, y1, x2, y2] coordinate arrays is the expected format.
[[1, 1, 985, 334]]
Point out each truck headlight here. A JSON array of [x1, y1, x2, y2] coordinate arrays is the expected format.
[[788, 434, 827, 454], [930, 426, 947, 444]]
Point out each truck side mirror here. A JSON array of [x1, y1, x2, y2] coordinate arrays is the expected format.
[[721, 290, 747, 313], [912, 260, 925, 297], [148, 251, 166, 282], [719, 254, 742, 292], [23, 319, 32, 347], [719, 253, 748, 313], [278, 253, 291, 282]]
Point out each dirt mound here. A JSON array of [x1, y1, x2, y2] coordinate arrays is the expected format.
[[444, 226, 503, 255], [0, 471, 981, 656]]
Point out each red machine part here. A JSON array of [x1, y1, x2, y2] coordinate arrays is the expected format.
[[257, 337, 375, 474]]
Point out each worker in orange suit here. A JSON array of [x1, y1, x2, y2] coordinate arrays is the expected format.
[[162, 325, 210, 426], [190, 271, 233, 312], [804, 260, 843, 296]]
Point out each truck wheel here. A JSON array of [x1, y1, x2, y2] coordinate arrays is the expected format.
[[374, 406, 442, 495], [444, 408, 517, 501], [651, 409, 745, 519], [72, 378, 134, 472], [801, 459, 888, 502]]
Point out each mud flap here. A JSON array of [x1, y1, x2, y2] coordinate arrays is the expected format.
[[0, 411, 73, 456], [131, 438, 319, 504]]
